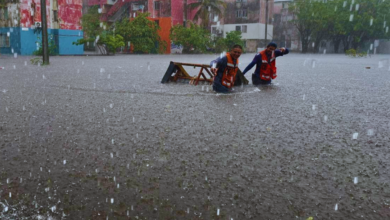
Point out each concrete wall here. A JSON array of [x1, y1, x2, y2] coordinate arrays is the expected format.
[[212, 23, 274, 40]]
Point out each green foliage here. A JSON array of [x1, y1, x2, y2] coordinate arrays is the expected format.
[[33, 35, 58, 56], [116, 13, 166, 54], [30, 57, 43, 65], [289, 0, 390, 53], [213, 31, 244, 53], [225, 31, 244, 51], [100, 34, 125, 54], [170, 22, 211, 53], [345, 48, 367, 57], [80, 6, 104, 39]]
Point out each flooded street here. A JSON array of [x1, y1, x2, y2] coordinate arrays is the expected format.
[[1, 53, 390, 219]]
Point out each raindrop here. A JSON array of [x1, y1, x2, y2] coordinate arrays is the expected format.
[[45, 187, 50, 192], [352, 133, 358, 140], [103, 108, 106, 113], [217, 209, 220, 216], [20, 178, 22, 183], [112, 139, 114, 144], [312, 42, 315, 47], [7, 178, 9, 184], [349, 14, 354, 22], [312, 105, 316, 110], [100, 68, 105, 73], [108, 74, 111, 79], [205, 176, 208, 181], [147, 62, 151, 70], [312, 60, 316, 68], [384, 21, 387, 28], [110, 152, 114, 158], [367, 129, 374, 136], [38, 62, 41, 67], [212, 62, 217, 69], [43, 74, 46, 79], [136, 133, 138, 138], [111, 198, 114, 204], [117, 184, 120, 188], [77, 69, 80, 74], [202, 86, 204, 91], [354, 177, 358, 184], [386, 27, 389, 33], [370, 44, 373, 50], [343, 1, 347, 7], [334, 6, 337, 11], [335, 203, 338, 211], [13, 65, 15, 69], [110, 104, 113, 108], [6, 107, 9, 112], [9, 192, 11, 198], [82, 61, 84, 65], [63, 160, 66, 165], [379, 61, 384, 68], [230, 115, 233, 121], [51, 206, 56, 212], [24, 61, 27, 66], [206, 86, 209, 92], [68, 85, 70, 90], [355, 4, 359, 11], [323, 49, 326, 54], [14, 53, 17, 58], [324, 115, 328, 122], [370, 18, 374, 26], [133, 117, 135, 123]]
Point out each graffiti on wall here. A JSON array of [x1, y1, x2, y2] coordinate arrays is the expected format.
[[20, 0, 51, 28], [58, 0, 82, 30]]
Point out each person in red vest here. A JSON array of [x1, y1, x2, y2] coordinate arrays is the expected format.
[[210, 45, 243, 93], [242, 42, 289, 85]]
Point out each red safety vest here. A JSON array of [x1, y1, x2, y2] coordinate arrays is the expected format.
[[221, 53, 239, 89], [259, 50, 277, 80]]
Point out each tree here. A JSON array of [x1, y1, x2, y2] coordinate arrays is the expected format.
[[289, 0, 317, 53], [188, 0, 226, 28], [289, 0, 390, 53], [213, 31, 244, 53], [170, 22, 211, 53], [116, 13, 166, 53]]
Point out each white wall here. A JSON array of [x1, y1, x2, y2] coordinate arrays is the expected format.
[[211, 23, 274, 40]]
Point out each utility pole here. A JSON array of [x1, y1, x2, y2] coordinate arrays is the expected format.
[[264, 0, 269, 47], [183, 0, 187, 27], [41, 0, 49, 64]]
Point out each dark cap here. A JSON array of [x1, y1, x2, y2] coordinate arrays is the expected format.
[[267, 42, 277, 48]]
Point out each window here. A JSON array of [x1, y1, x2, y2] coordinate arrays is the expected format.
[[154, 1, 160, 10], [53, 11, 58, 22], [0, 33, 10, 47], [212, 27, 217, 34], [4, 7, 8, 20], [235, 10, 247, 18], [242, 25, 247, 33], [235, 25, 241, 32]]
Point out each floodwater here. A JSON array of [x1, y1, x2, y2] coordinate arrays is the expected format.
[[0, 53, 390, 219]]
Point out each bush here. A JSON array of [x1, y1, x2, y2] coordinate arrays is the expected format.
[[33, 35, 58, 56], [345, 48, 367, 57], [170, 22, 211, 53]]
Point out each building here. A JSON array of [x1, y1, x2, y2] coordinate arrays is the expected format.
[[272, 0, 300, 51], [0, 0, 83, 55], [86, 0, 202, 53], [211, 0, 274, 52]]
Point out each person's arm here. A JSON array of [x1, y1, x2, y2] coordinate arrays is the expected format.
[[210, 57, 224, 74], [274, 48, 289, 57], [242, 54, 260, 75]]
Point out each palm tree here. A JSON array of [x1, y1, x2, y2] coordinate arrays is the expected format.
[[188, 0, 226, 28]]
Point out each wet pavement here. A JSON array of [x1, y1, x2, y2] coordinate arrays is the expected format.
[[0, 53, 390, 219]]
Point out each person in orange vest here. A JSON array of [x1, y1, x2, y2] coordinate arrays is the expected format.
[[242, 42, 289, 85], [210, 45, 243, 93]]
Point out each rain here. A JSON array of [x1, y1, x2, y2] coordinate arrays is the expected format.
[[1, 0, 390, 219]]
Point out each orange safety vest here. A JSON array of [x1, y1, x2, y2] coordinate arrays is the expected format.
[[221, 53, 239, 89], [259, 50, 277, 80]]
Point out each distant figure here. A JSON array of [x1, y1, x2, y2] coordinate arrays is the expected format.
[[210, 45, 243, 93], [242, 42, 289, 85]]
